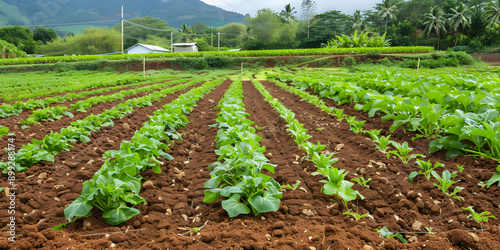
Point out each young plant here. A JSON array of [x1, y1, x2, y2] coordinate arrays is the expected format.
[[311, 152, 338, 171], [333, 108, 344, 121], [408, 159, 444, 183], [462, 206, 496, 231], [364, 129, 381, 142], [312, 166, 364, 207], [343, 211, 370, 221], [376, 226, 407, 244], [387, 141, 424, 164], [431, 170, 464, 200], [345, 115, 365, 134], [281, 180, 307, 193], [302, 141, 326, 161], [352, 176, 371, 188], [374, 135, 393, 152]]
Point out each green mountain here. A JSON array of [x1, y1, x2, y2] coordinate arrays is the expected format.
[[0, 0, 245, 34]]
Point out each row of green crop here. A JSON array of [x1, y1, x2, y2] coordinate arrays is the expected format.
[[0, 78, 206, 173], [270, 69, 500, 187], [55, 78, 225, 228], [0, 47, 434, 66], [0, 69, 184, 101], [0, 73, 194, 118], [203, 80, 282, 217], [252, 79, 364, 207], [17, 78, 193, 128]]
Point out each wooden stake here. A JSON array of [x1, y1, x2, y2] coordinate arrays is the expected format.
[[417, 58, 420, 72], [143, 57, 146, 79], [241, 60, 243, 80]]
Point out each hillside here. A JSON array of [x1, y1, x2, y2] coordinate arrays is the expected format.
[[0, 0, 245, 33]]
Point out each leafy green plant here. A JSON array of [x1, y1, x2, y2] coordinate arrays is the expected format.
[[334, 109, 345, 122], [376, 226, 407, 244], [204, 81, 282, 218], [408, 159, 444, 183], [352, 176, 371, 188], [462, 206, 496, 231], [312, 166, 364, 207], [365, 129, 381, 142], [387, 141, 424, 164], [487, 165, 500, 188], [343, 211, 370, 221], [287, 121, 312, 149], [302, 141, 327, 161], [431, 170, 464, 200], [20, 106, 73, 126], [345, 116, 365, 134], [0, 126, 14, 138], [311, 152, 338, 171]]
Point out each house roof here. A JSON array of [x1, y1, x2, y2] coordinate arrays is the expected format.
[[172, 43, 199, 47], [125, 43, 169, 52]]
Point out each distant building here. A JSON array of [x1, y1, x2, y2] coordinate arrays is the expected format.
[[125, 43, 169, 54], [172, 43, 199, 53]]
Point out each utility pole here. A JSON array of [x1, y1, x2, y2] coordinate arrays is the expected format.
[[217, 32, 220, 51], [170, 31, 173, 53], [211, 26, 213, 48], [121, 4, 124, 54]]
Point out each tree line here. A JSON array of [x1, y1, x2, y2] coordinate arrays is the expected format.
[[1, 0, 499, 56]]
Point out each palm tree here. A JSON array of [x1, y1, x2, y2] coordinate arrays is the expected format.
[[280, 4, 297, 23], [240, 26, 256, 42], [377, 0, 397, 34], [424, 6, 447, 50], [352, 10, 363, 31], [448, 3, 473, 46], [176, 24, 192, 43], [484, 0, 500, 28]]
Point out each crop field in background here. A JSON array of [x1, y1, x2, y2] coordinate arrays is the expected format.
[[0, 64, 499, 249]]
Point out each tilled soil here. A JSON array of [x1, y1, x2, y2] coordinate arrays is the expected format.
[[0, 79, 499, 250]]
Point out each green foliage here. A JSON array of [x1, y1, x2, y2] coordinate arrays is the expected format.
[[328, 30, 390, 48], [343, 211, 370, 221], [376, 226, 408, 244], [312, 166, 364, 207], [0, 46, 434, 66], [0, 126, 14, 138], [38, 28, 120, 56], [387, 141, 424, 164], [431, 170, 464, 200], [20, 106, 73, 126], [0, 39, 27, 58], [345, 115, 365, 134], [462, 206, 497, 223], [352, 176, 371, 188], [409, 159, 444, 183], [0, 26, 37, 54], [204, 81, 281, 217], [33, 26, 58, 44]]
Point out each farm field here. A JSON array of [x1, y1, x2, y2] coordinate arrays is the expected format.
[[0, 65, 499, 250]]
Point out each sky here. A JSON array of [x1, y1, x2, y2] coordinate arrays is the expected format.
[[200, 0, 379, 16]]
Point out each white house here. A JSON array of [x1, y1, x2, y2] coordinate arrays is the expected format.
[[125, 43, 169, 54], [172, 43, 199, 53]]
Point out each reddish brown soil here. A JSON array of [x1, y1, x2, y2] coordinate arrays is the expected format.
[[0, 78, 499, 250]]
